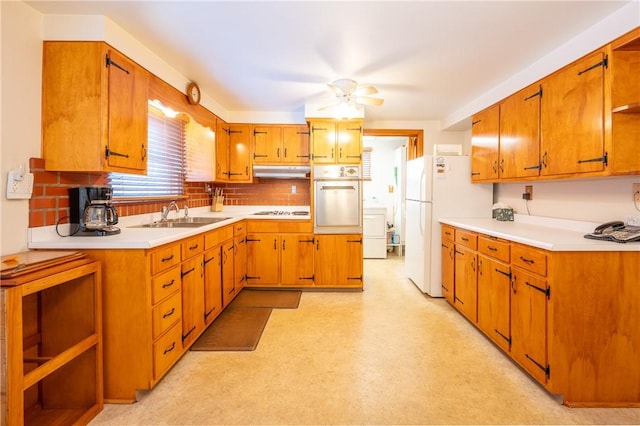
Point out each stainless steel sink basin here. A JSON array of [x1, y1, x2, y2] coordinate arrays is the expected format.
[[131, 217, 232, 228]]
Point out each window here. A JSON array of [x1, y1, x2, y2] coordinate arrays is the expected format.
[[362, 147, 372, 181], [109, 102, 185, 198]]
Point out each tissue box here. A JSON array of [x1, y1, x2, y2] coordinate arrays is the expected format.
[[493, 208, 514, 221]]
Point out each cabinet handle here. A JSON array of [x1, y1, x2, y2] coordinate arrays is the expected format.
[[162, 308, 175, 318], [331, 147, 334, 159], [478, 259, 483, 276], [541, 152, 548, 169], [182, 326, 196, 342], [511, 275, 517, 293], [282, 239, 286, 250], [273, 239, 277, 250], [499, 159, 504, 174], [492, 160, 498, 174], [577, 153, 608, 166], [141, 144, 147, 161], [162, 279, 175, 288], [161, 254, 174, 262], [461, 237, 469, 242], [519, 256, 535, 264], [163, 342, 176, 355], [284, 148, 287, 158], [277, 148, 280, 158], [189, 244, 199, 251], [471, 257, 476, 272], [577, 56, 608, 75], [495, 268, 511, 278], [487, 246, 498, 251], [105, 54, 131, 74]]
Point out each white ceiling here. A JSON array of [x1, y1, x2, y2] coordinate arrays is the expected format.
[[26, 1, 632, 126]]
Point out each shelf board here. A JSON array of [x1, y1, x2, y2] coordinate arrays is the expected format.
[[612, 103, 640, 113]]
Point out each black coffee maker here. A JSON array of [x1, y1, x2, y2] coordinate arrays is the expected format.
[[69, 186, 120, 236]]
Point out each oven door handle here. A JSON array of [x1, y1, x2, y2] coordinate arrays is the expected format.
[[320, 185, 356, 190]]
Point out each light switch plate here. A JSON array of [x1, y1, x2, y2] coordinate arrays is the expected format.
[[6, 170, 34, 199]]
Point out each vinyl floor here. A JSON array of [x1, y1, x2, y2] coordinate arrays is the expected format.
[[90, 257, 640, 425]]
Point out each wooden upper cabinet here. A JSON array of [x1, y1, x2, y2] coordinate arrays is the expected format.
[[42, 41, 149, 173], [215, 119, 230, 181], [252, 125, 310, 164], [252, 126, 283, 163], [228, 124, 252, 182], [310, 120, 363, 164], [216, 122, 251, 182], [499, 84, 542, 179], [540, 50, 607, 176], [282, 126, 311, 164], [337, 121, 363, 163], [470, 105, 499, 182]]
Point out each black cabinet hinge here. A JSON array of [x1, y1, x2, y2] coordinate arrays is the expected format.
[[105, 54, 131, 74], [577, 55, 608, 75], [577, 152, 608, 167]]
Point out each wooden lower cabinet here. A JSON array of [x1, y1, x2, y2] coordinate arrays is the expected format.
[[442, 224, 640, 406], [246, 233, 315, 286], [82, 224, 240, 402], [440, 225, 455, 303], [314, 234, 363, 288]]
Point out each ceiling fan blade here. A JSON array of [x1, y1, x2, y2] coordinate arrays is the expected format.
[[354, 85, 378, 96], [329, 78, 358, 94], [356, 96, 384, 106]]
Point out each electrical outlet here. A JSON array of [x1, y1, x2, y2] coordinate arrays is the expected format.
[[6, 170, 34, 199], [633, 183, 640, 202], [523, 185, 533, 201], [291, 185, 297, 194]]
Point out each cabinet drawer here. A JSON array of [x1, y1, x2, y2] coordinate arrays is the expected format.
[[478, 235, 510, 263], [234, 221, 246, 237], [204, 225, 233, 250], [151, 266, 181, 304], [455, 229, 477, 250], [150, 244, 181, 275], [246, 220, 312, 233], [152, 291, 182, 339], [181, 235, 204, 260], [441, 225, 455, 242], [512, 244, 547, 276], [153, 322, 182, 380]]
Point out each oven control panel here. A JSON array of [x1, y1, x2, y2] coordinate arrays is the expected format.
[[313, 165, 361, 180]]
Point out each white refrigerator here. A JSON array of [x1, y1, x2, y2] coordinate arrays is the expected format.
[[404, 155, 493, 296]]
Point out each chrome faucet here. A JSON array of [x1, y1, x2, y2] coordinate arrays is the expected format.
[[160, 201, 180, 221], [183, 203, 189, 218]]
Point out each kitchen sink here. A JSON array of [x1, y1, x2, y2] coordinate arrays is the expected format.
[[131, 217, 232, 228]]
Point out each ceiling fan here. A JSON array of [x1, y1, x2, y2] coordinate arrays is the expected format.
[[324, 78, 384, 109]]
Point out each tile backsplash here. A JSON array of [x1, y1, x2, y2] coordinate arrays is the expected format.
[[28, 157, 310, 227]]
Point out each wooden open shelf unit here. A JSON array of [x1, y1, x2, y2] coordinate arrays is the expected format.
[[1, 253, 103, 426]]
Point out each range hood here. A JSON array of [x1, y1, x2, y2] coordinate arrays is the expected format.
[[253, 165, 311, 179]]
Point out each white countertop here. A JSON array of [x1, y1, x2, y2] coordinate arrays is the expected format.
[[28, 206, 310, 250], [439, 214, 640, 252]]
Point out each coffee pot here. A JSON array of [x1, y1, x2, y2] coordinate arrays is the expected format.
[[83, 203, 119, 230]]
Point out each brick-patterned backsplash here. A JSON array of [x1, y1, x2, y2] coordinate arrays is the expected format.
[[28, 158, 310, 228]]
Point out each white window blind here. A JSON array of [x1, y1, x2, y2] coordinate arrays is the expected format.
[[109, 103, 185, 198], [362, 147, 372, 181]]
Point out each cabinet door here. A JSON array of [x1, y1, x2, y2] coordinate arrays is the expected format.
[[471, 106, 499, 181], [253, 126, 282, 163], [310, 122, 336, 163], [541, 50, 607, 175], [228, 125, 252, 181], [281, 233, 315, 286], [454, 245, 478, 322], [203, 246, 223, 325], [282, 126, 311, 164], [314, 235, 363, 287], [477, 255, 511, 352], [221, 240, 236, 307], [216, 120, 230, 181], [106, 48, 149, 172], [181, 256, 204, 348], [440, 239, 455, 304], [511, 267, 549, 383], [246, 233, 280, 285], [337, 122, 362, 163], [499, 84, 542, 179], [234, 235, 247, 290]]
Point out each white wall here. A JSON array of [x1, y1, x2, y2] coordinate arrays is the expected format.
[[1, 2, 43, 255], [363, 137, 406, 208], [496, 176, 640, 224]]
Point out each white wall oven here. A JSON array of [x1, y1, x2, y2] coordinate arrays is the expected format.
[[313, 165, 362, 234]]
